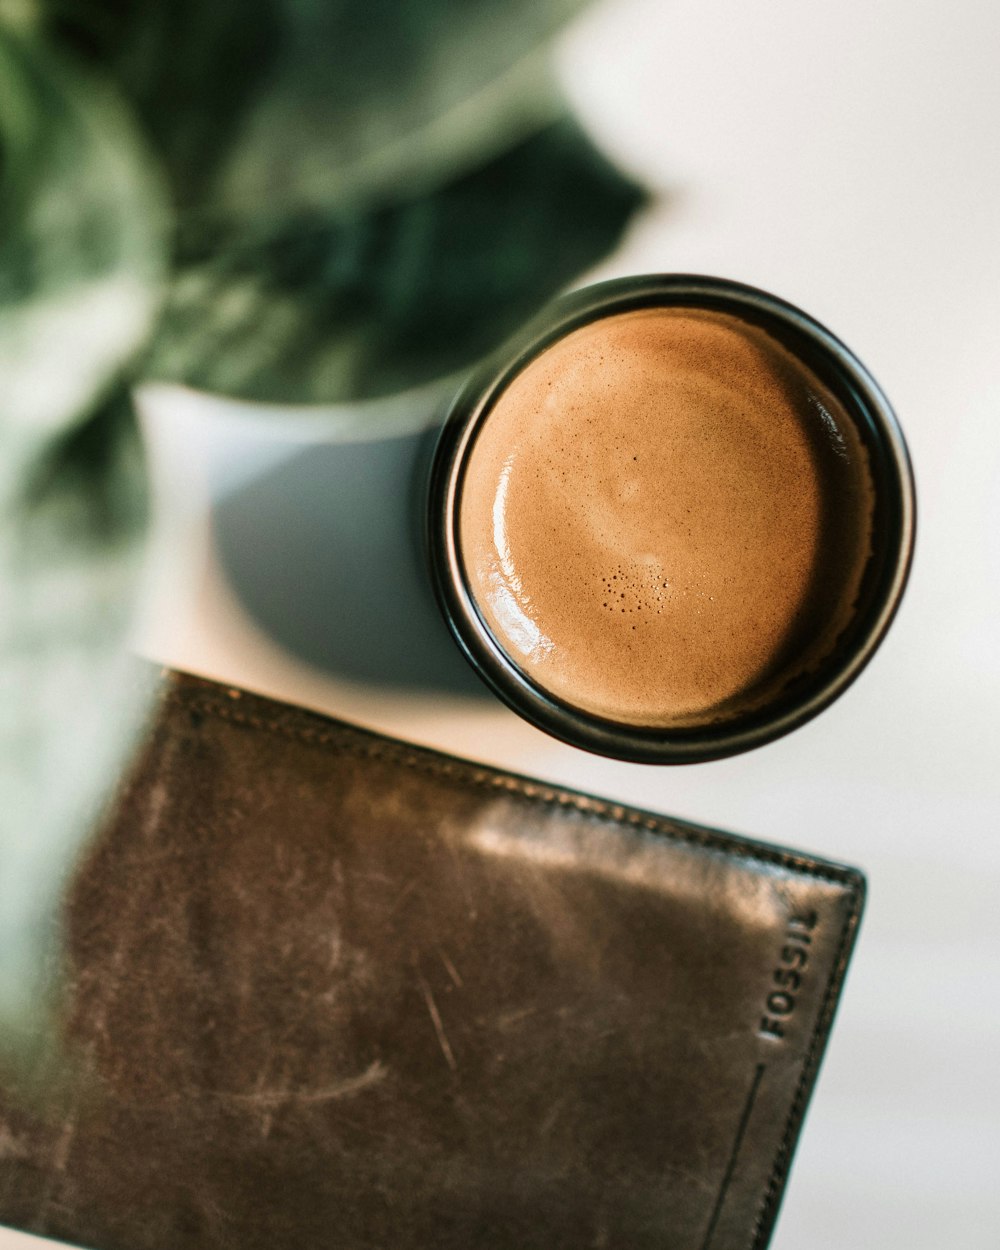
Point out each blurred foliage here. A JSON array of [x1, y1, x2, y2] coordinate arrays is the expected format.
[[0, 26, 164, 1050], [40, 0, 586, 214], [149, 118, 644, 403], [0, 0, 647, 1059], [1, 386, 151, 1058], [0, 24, 166, 481]]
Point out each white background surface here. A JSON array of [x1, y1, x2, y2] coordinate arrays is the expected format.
[[8, 0, 998, 1246]]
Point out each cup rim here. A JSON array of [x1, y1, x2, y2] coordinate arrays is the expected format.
[[427, 273, 916, 763]]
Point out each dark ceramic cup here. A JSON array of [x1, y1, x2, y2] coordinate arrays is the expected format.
[[427, 275, 915, 763]]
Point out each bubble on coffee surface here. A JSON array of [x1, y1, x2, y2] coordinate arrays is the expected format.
[[458, 306, 875, 728]]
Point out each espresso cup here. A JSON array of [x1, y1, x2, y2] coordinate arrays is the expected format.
[[427, 275, 915, 763]]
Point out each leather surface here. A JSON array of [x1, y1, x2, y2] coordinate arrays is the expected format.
[[0, 671, 864, 1249]]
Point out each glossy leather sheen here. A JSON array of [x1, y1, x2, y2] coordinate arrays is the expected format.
[[0, 672, 864, 1249]]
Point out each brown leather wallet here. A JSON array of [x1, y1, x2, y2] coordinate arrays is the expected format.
[[0, 671, 864, 1249]]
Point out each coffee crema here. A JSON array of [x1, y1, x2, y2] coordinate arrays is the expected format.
[[458, 306, 876, 728]]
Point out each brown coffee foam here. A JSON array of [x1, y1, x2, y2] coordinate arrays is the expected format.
[[458, 306, 874, 728]]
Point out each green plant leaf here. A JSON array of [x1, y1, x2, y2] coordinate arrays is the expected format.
[[146, 117, 647, 405], [37, 0, 647, 411], [0, 27, 165, 1053], [0, 25, 166, 479], [0, 386, 152, 1051], [41, 0, 589, 216]]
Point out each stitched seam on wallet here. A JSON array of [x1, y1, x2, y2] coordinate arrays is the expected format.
[[177, 691, 859, 889], [175, 682, 862, 1247]]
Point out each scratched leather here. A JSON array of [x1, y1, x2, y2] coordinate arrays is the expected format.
[[0, 672, 864, 1250]]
